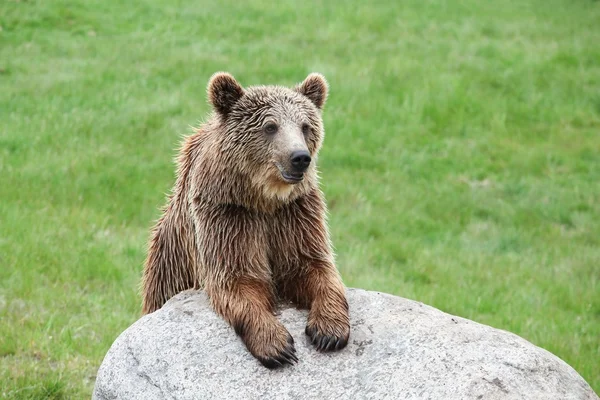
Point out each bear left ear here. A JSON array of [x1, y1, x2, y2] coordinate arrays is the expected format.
[[295, 73, 328, 109], [207, 72, 245, 116]]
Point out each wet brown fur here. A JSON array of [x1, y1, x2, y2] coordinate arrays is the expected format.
[[141, 72, 350, 368]]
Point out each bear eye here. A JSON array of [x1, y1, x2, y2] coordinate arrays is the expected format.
[[301, 123, 311, 135], [263, 122, 278, 135]]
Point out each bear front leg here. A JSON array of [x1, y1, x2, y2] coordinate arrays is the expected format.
[[207, 278, 297, 368], [301, 263, 350, 352], [275, 189, 350, 352], [192, 202, 296, 368]]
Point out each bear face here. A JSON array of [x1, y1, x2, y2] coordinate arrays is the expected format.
[[205, 73, 328, 204]]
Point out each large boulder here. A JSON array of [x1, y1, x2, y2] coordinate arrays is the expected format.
[[93, 289, 598, 400]]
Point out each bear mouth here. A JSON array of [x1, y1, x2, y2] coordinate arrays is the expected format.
[[280, 171, 304, 184], [274, 162, 304, 184]]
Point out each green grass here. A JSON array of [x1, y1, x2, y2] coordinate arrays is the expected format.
[[1, 0, 599, 397]]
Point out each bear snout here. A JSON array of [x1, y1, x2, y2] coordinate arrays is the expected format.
[[290, 150, 311, 173]]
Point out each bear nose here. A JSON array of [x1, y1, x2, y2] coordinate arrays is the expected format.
[[290, 150, 311, 173]]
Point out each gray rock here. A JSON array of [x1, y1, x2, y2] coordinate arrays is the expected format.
[[93, 289, 598, 400]]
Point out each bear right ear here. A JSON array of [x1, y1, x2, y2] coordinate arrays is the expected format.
[[207, 72, 244, 116]]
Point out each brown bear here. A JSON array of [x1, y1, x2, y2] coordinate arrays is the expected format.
[[141, 72, 350, 368]]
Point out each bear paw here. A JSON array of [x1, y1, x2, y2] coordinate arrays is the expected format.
[[305, 315, 350, 352], [246, 326, 298, 369]]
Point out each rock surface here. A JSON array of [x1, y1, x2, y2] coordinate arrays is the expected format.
[[94, 289, 598, 400]]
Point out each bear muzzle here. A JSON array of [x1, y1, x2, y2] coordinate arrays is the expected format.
[[275, 151, 311, 184], [290, 151, 311, 173]]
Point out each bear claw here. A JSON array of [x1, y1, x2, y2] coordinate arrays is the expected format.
[[256, 334, 298, 369], [305, 325, 349, 352]]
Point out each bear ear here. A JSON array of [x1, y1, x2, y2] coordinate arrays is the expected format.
[[207, 72, 245, 116], [295, 73, 328, 109]]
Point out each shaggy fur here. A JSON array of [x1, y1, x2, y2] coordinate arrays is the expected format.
[[141, 72, 350, 368]]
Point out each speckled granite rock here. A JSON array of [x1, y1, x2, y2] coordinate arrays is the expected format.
[[93, 288, 598, 400]]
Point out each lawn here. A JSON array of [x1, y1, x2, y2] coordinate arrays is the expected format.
[[1, 0, 599, 397]]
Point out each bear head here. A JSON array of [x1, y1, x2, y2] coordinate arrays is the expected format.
[[205, 72, 329, 205]]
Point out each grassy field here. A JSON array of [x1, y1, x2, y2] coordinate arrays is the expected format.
[[1, 0, 599, 397]]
